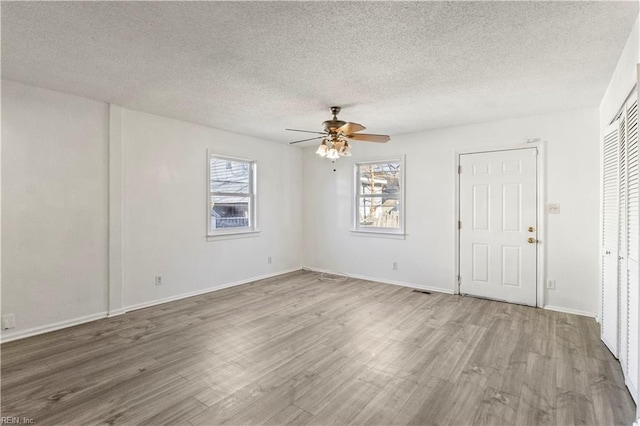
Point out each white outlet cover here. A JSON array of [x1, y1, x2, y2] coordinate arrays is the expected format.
[[3, 314, 16, 329], [547, 203, 560, 214]]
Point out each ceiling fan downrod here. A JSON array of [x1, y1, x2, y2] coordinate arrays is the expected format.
[[324, 106, 346, 133]]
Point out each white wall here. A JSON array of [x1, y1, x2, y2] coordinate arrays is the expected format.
[[121, 109, 303, 308], [303, 108, 601, 316], [1, 80, 110, 337], [1, 81, 303, 341]]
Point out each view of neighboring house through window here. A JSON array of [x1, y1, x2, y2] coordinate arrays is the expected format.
[[354, 159, 404, 234], [208, 153, 256, 235]]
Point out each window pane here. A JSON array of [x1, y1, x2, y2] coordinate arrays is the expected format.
[[358, 162, 401, 196], [357, 196, 400, 228], [210, 158, 250, 194], [210, 195, 250, 229]]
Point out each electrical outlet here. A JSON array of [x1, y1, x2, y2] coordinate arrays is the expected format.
[[155, 276, 163, 286], [547, 203, 561, 214], [268, 256, 272, 264], [392, 261, 398, 271], [546, 279, 556, 290], [2, 314, 16, 329]]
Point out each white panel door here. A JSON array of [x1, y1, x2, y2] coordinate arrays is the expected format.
[[459, 148, 537, 306], [602, 121, 620, 357]]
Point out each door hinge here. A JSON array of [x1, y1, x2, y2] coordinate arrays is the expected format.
[[458, 220, 462, 229], [458, 165, 462, 174], [458, 275, 461, 287]]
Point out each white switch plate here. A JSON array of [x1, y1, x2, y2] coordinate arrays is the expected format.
[[547, 203, 560, 214]]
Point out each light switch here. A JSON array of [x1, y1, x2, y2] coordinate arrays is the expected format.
[[547, 203, 560, 214]]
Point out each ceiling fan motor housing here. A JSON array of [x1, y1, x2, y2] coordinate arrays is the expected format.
[[324, 106, 346, 133], [323, 119, 347, 133]]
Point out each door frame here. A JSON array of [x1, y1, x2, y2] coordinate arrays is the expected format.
[[454, 142, 547, 308]]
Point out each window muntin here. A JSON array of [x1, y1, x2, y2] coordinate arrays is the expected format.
[[354, 159, 404, 233], [208, 154, 256, 235]]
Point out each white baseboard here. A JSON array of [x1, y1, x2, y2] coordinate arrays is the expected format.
[[0, 312, 108, 343], [543, 305, 597, 318], [1, 268, 301, 344], [304, 268, 597, 316], [303, 266, 455, 295], [107, 308, 127, 317], [124, 268, 302, 312]]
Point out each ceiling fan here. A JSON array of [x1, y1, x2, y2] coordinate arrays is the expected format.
[[287, 106, 390, 160]]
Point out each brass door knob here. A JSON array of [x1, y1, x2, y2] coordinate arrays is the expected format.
[[527, 238, 536, 244], [528, 226, 535, 232]]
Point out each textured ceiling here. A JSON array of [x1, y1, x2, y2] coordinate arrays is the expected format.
[[2, 1, 638, 144]]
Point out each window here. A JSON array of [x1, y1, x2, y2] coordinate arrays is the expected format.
[[208, 153, 256, 236], [354, 158, 404, 234]]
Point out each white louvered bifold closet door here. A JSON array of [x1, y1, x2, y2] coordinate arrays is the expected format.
[[619, 114, 629, 374], [602, 122, 620, 356], [625, 98, 639, 401], [602, 94, 639, 403]]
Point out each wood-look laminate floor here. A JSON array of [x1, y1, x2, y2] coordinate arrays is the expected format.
[[1, 270, 635, 426]]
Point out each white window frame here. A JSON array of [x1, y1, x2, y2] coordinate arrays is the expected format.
[[207, 152, 257, 238], [352, 156, 405, 236]]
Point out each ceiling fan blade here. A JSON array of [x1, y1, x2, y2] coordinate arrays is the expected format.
[[289, 136, 325, 145], [337, 122, 366, 134], [346, 133, 390, 143], [286, 128, 326, 135]]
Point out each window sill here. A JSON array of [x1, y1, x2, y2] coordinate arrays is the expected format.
[[207, 230, 261, 241], [350, 230, 406, 240]]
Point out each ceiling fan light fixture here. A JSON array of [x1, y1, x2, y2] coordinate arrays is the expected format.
[[339, 141, 351, 157], [315, 140, 328, 157], [326, 148, 340, 160]]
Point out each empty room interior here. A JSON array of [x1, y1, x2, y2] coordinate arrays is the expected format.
[[3, 1, 640, 425]]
